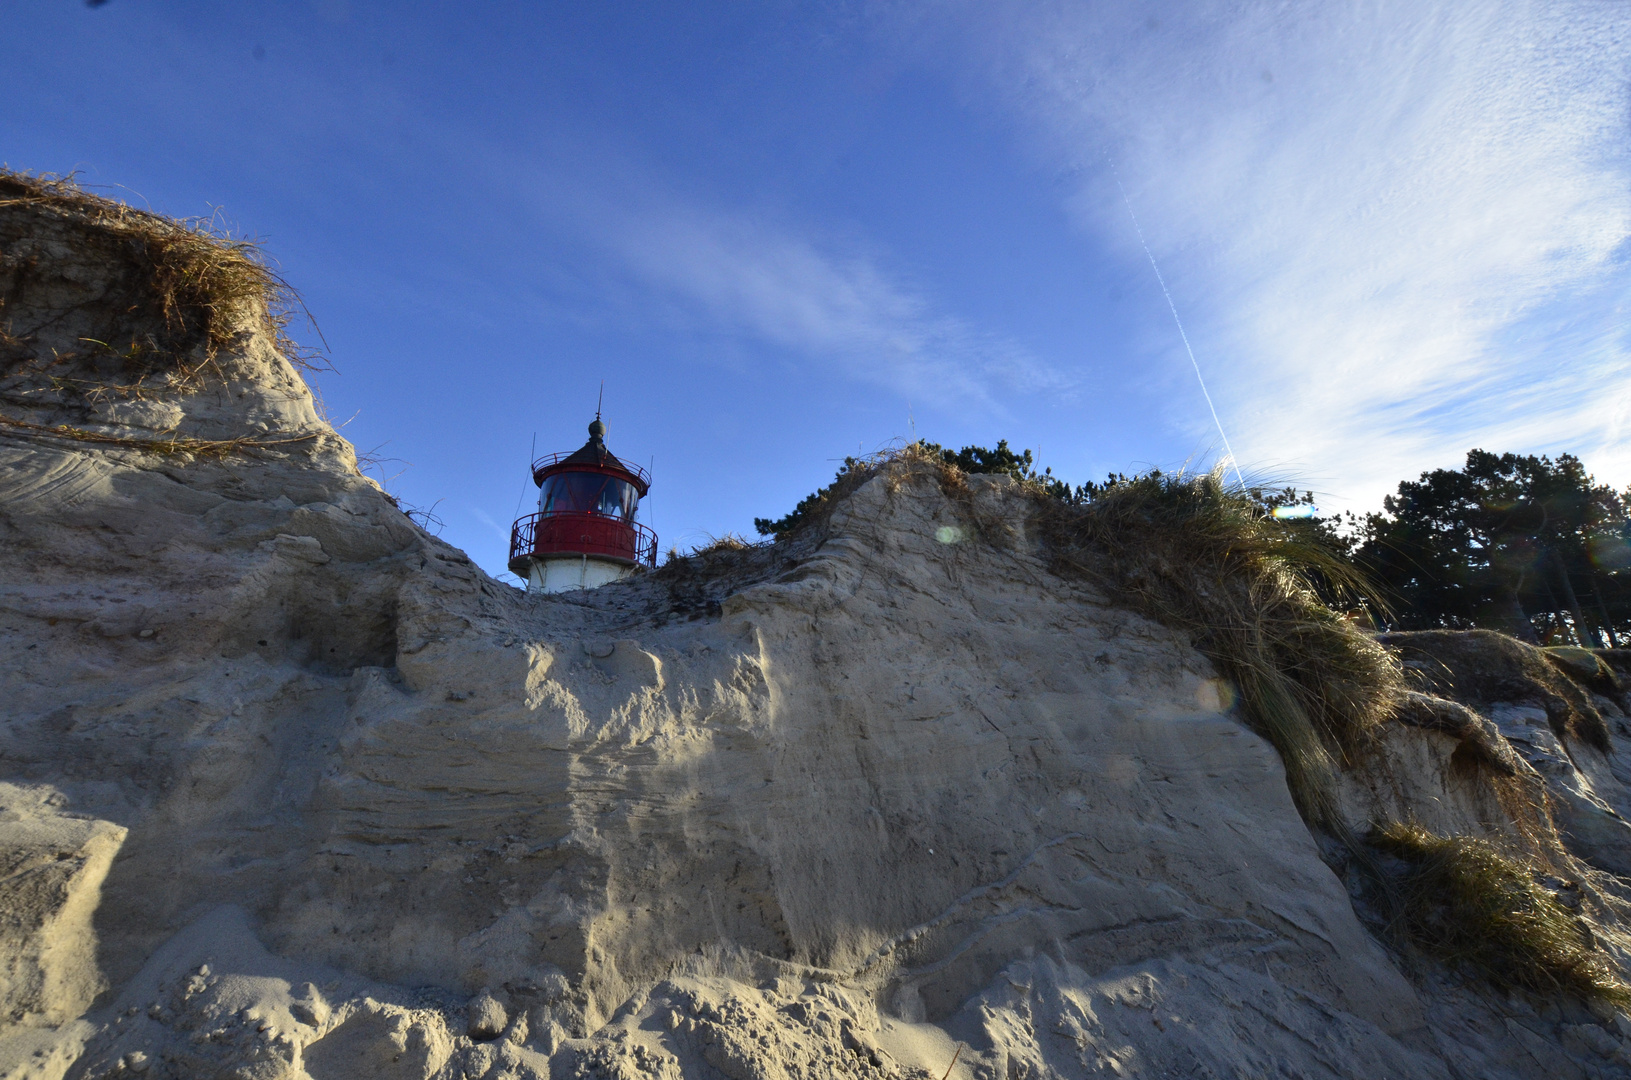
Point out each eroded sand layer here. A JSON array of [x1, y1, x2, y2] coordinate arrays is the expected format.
[[5, 180, 1631, 1079]]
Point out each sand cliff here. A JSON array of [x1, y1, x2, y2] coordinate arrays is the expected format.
[[5, 174, 1631, 1079]]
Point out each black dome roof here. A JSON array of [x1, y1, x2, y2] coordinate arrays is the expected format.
[[533, 417, 650, 494]]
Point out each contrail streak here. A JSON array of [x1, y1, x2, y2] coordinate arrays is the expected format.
[[1112, 171, 1246, 488]]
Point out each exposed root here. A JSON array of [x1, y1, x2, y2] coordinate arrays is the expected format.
[[1393, 691, 1520, 776], [0, 414, 319, 460], [1383, 630, 1613, 753]]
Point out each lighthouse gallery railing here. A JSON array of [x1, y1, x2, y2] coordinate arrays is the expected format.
[[530, 452, 651, 489], [510, 511, 658, 568]]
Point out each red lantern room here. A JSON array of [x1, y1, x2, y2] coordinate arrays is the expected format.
[[508, 416, 656, 593]]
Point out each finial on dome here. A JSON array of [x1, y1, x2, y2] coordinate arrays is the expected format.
[[588, 417, 606, 440]]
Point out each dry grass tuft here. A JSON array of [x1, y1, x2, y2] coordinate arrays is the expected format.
[[688, 533, 757, 556], [1371, 820, 1631, 1004], [0, 168, 323, 390], [652, 533, 787, 623], [1033, 467, 1406, 831]]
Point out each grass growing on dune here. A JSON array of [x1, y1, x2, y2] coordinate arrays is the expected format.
[[755, 452, 1402, 831], [1026, 468, 1631, 1003], [1033, 467, 1404, 833], [1371, 820, 1631, 1004], [754, 451, 1629, 1002]]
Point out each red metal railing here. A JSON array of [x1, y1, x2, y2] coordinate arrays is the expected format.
[[531, 453, 651, 489], [509, 511, 657, 570]]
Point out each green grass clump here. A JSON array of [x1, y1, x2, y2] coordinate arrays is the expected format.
[[1035, 467, 1403, 832], [1371, 821, 1631, 1004]]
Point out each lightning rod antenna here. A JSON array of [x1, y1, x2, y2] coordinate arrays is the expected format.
[[596, 381, 604, 421], [512, 432, 537, 521]]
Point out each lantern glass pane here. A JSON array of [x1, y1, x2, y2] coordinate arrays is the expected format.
[[540, 472, 637, 520]]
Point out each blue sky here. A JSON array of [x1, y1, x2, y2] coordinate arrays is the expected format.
[[6, 1, 1630, 582]]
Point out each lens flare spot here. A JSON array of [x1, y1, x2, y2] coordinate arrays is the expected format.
[[1271, 505, 1317, 519], [1590, 535, 1631, 571], [1196, 678, 1239, 713], [935, 525, 967, 544]]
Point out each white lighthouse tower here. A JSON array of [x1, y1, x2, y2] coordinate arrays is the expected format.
[[507, 416, 656, 593]]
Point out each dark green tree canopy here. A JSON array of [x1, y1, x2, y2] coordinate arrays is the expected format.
[[1356, 450, 1631, 644]]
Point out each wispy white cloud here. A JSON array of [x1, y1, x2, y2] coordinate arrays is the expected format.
[[600, 203, 1064, 408], [517, 148, 1066, 410], [926, 0, 1631, 504]]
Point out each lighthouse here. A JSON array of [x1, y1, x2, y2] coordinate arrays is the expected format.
[[508, 416, 656, 593]]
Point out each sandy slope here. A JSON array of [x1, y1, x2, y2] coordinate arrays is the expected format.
[[4, 184, 1631, 1079]]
